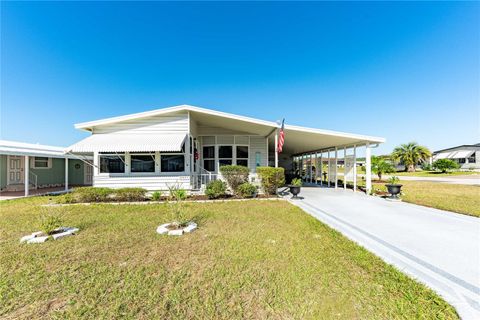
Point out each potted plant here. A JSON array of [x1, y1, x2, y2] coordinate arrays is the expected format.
[[289, 178, 302, 198], [385, 176, 402, 199]]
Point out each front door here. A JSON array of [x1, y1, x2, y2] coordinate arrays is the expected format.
[[84, 161, 93, 185], [8, 156, 24, 184]]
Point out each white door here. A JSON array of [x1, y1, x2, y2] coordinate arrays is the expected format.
[[8, 156, 24, 184], [84, 161, 93, 185]]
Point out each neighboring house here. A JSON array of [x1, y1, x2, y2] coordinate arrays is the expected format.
[[67, 105, 385, 193], [0, 140, 92, 196], [431, 143, 480, 170]]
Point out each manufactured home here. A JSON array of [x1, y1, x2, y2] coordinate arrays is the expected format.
[[431, 144, 480, 170], [0, 140, 92, 197], [66, 105, 385, 193]]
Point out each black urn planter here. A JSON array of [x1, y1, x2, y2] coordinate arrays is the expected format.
[[385, 184, 403, 198], [289, 186, 301, 198]]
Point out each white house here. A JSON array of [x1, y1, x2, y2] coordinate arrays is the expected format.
[[431, 144, 480, 170], [66, 105, 385, 193]]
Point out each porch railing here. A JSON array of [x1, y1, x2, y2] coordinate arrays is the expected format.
[[29, 171, 38, 190], [190, 171, 218, 190]]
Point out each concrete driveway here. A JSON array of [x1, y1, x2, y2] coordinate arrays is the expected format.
[[286, 187, 480, 319]]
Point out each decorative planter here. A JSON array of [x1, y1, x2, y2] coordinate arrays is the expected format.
[[289, 186, 301, 198], [385, 184, 402, 199], [156, 222, 197, 236], [20, 227, 79, 244]]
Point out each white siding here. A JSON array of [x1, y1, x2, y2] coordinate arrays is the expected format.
[[92, 112, 189, 135], [94, 175, 190, 191], [249, 136, 268, 171]]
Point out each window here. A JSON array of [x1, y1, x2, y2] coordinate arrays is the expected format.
[[203, 146, 215, 172], [131, 154, 155, 173], [236, 146, 249, 167], [33, 157, 50, 169], [219, 146, 233, 167], [100, 154, 125, 173], [458, 158, 466, 164], [161, 155, 185, 172], [468, 154, 476, 163]]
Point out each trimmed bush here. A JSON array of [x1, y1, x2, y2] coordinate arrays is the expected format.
[[219, 165, 249, 194], [205, 180, 227, 199], [432, 159, 460, 173], [256, 167, 285, 195], [151, 191, 162, 201], [73, 187, 114, 202], [237, 182, 257, 198], [115, 188, 147, 202], [39, 206, 64, 235]]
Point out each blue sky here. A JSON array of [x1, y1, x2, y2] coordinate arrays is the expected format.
[[1, 2, 478, 155]]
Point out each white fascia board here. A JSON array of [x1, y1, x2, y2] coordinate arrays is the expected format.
[[74, 104, 278, 131], [284, 124, 386, 144]]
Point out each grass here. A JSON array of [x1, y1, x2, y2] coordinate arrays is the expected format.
[[392, 171, 479, 177], [0, 197, 458, 319], [371, 180, 480, 217]]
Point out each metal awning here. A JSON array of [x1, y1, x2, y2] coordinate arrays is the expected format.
[[434, 150, 474, 160], [66, 133, 187, 153]]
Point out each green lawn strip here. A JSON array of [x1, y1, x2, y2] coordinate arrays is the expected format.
[[393, 171, 479, 177], [0, 197, 458, 319], [370, 180, 480, 217]]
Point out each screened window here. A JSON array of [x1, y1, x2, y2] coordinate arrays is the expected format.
[[219, 146, 233, 167], [236, 146, 249, 167], [33, 157, 49, 169], [203, 146, 215, 172], [100, 155, 125, 173], [161, 155, 185, 172], [131, 154, 155, 173]]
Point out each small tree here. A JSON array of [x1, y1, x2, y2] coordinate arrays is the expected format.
[[166, 183, 188, 228], [371, 156, 395, 180], [391, 142, 431, 172], [432, 159, 460, 173]]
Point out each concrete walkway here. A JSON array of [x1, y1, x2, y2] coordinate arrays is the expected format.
[[286, 187, 480, 319]]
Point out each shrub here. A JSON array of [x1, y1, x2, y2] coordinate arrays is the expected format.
[[256, 167, 285, 195], [421, 163, 433, 171], [56, 193, 75, 204], [432, 159, 460, 173], [219, 165, 249, 194], [237, 182, 257, 198], [73, 187, 114, 202], [114, 188, 147, 202], [387, 176, 400, 185], [205, 180, 227, 199], [151, 191, 162, 201], [39, 206, 64, 235], [291, 178, 302, 187]]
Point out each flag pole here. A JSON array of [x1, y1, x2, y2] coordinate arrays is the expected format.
[[274, 128, 278, 168]]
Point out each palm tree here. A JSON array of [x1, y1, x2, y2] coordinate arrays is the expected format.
[[391, 142, 431, 172]]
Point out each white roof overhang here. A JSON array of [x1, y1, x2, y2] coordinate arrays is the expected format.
[[73, 104, 385, 155], [0, 140, 80, 159], [66, 133, 187, 153]]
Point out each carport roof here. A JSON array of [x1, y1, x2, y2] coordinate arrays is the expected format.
[[74, 104, 385, 155]]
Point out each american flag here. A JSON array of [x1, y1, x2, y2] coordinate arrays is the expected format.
[[277, 119, 285, 153]]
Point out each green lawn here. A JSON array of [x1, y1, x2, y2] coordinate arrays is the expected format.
[[392, 171, 479, 177], [0, 197, 457, 319], [371, 180, 480, 217]]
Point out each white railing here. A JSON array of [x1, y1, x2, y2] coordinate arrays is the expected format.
[[190, 171, 218, 190], [29, 171, 38, 189]]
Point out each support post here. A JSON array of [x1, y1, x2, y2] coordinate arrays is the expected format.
[[274, 131, 278, 168], [309, 153, 313, 183], [93, 151, 99, 177], [320, 153, 323, 186], [327, 150, 330, 187], [343, 147, 347, 190], [366, 143, 372, 194], [334, 147, 338, 189], [353, 145, 357, 193], [24, 155, 29, 197], [65, 158, 69, 191], [315, 153, 318, 184]]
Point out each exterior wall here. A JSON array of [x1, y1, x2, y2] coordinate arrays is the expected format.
[[92, 112, 189, 134], [0, 155, 7, 190], [31, 158, 65, 186], [69, 160, 87, 185], [93, 175, 190, 191]]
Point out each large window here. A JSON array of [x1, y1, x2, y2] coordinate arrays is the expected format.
[[100, 154, 125, 173], [219, 146, 233, 167], [33, 157, 50, 169], [131, 154, 155, 173], [236, 146, 249, 167], [203, 146, 215, 172], [161, 155, 185, 172]]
